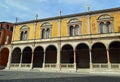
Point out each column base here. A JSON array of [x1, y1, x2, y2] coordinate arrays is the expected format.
[[5, 66, 10, 70], [56, 63, 61, 70], [90, 63, 93, 71], [30, 63, 33, 69], [74, 63, 77, 69], [108, 63, 111, 69], [42, 63, 45, 68]]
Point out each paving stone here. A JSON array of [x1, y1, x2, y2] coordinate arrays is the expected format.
[[0, 71, 120, 82]]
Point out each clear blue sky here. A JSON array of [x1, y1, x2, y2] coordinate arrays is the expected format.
[[0, 0, 120, 23]]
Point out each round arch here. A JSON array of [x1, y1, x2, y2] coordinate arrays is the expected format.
[[67, 18, 80, 24], [76, 43, 90, 68], [0, 47, 9, 67], [45, 45, 57, 63], [40, 22, 52, 27], [75, 42, 90, 50], [22, 47, 32, 63], [11, 47, 21, 63], [33, 46, 44, 68], [61, 44, 74, 63], [92, 42, 107, 63], [20, 25, 30, 30], [109, 41, 120, 63]]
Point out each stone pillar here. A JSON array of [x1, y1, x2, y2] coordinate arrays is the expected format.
[[107, 49, 111, 69], [57, 43, 61, 69], [74, 50, 77, 70], [6, 47, 12, 69], [42, 52, 46, 68], [89, 49, 93, 69], [30, 51, 34, 69], [19, 52, 23, 67]]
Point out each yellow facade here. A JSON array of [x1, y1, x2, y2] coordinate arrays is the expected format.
[[13, 9, 120, 41]]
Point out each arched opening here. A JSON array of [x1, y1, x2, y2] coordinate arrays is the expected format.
[[45, 45, 57, 63], [92, 43, 107, 63], [61, 45, 74, 63], [76, 43, 90, 68], [33, 46, 44, 68], [11, 48, 21, 63], [0, 48, 9, 67], [109, 41, 120, 63], [22, 47, 32, 63]]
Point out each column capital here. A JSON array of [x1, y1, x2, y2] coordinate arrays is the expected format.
[[106, 48, 109, 50]]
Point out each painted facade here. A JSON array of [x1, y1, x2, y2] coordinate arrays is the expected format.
[[0, 22, 13, 68], [3, 7, 120, 72]]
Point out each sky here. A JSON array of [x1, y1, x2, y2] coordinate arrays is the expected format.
[[0, 0, 120, 23]]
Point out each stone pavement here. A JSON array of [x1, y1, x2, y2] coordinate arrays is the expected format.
[[0, 70, 120, 82]]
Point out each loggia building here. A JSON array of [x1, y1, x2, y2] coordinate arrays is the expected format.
[[4, 7, 120, 72]]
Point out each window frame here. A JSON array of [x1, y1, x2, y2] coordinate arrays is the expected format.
[[40, 22, 52, 39], [97, 14, 114, 34], [20, 25, 29, 41], [68, 18, 81, 36], [6, 25, 9, 30]]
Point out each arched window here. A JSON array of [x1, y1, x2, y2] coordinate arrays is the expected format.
[[24, 31, 28, 40], [41, 29, 45, 39], [41, 22, 52, 39], [20, 31, 24, 40], [74, 25, 79, 35], [0, 32, 1, 37], [97, 14, 113, 34], [106, 21, 112, 33], [68, 18, 81, 36], [46, 28, 50, 38], [5, 36, 9, 44], [99, 22, 104, 33], [20, 26, 29, 40], [70, 26, 74, 36], [10, 27, 13, 32], [0, 24, 3, 29], [6, 25, 9, 30]]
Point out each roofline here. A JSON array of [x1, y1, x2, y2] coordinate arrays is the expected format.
[[14, 7, 120, 25], [0, 22, 13, 24]]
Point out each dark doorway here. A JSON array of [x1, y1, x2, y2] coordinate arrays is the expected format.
[[76, 43, 90, 68]]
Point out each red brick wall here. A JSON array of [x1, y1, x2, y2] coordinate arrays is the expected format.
[[0, 22, 13, 67], [0, 22, 13, 45]]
